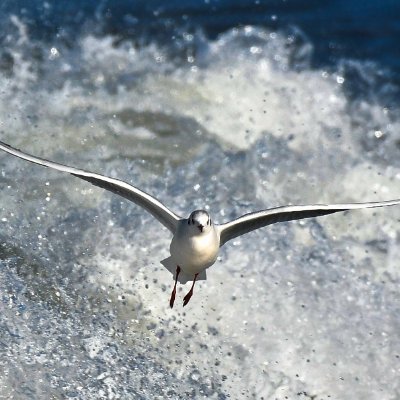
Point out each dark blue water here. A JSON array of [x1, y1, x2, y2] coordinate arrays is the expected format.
[[1, 0, 400, 75]]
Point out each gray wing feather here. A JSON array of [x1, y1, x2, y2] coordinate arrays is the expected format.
[[0, 141, 181, 233], [217, 200, 400, 246]]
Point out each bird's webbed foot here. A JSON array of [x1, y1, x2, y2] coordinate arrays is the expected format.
[[169, 265, 181, 308], [183, 273, 199, 307]]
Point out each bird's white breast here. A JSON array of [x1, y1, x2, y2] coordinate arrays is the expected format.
[[170, 222, 220, 275]]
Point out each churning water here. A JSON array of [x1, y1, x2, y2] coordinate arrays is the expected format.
[[0, 3, 400, 399]]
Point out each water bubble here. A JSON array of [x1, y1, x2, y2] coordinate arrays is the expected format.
[[189, 369, 201, 382], [336, 75, 345, 84], [49, 47, 60, 60], [250, 46, 262, 55]]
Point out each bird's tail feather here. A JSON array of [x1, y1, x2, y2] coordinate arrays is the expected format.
[[160, 257, 207, 283]]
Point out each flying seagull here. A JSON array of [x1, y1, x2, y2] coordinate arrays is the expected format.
[[0, 141, 399, 308]]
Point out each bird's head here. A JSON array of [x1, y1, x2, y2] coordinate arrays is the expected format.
[[187, 210, 213, 234]]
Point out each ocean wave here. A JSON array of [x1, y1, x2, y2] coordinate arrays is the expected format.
[[0, 18, 400, 399]]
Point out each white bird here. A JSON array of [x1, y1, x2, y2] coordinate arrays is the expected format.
[[1, 140, 399, 308]]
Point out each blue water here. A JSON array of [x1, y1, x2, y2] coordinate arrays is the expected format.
[[2, 0, 400, 74]]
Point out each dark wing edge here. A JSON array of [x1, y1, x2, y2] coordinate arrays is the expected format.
[[217, 200, 400, 246], [0, 141, 181, 233]]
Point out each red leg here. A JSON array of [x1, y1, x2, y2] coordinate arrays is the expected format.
[[169, 266, 181, 308], [183, 273, 199, 307]]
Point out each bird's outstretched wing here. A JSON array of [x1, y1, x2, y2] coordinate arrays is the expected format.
[[217, 200, 400, 246], [0, 141, 181, 233]]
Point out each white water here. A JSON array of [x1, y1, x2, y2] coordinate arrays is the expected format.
[[0, 22, 400, 399]]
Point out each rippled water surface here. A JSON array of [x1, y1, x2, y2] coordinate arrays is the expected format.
[[0, 3, 400, 399]]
